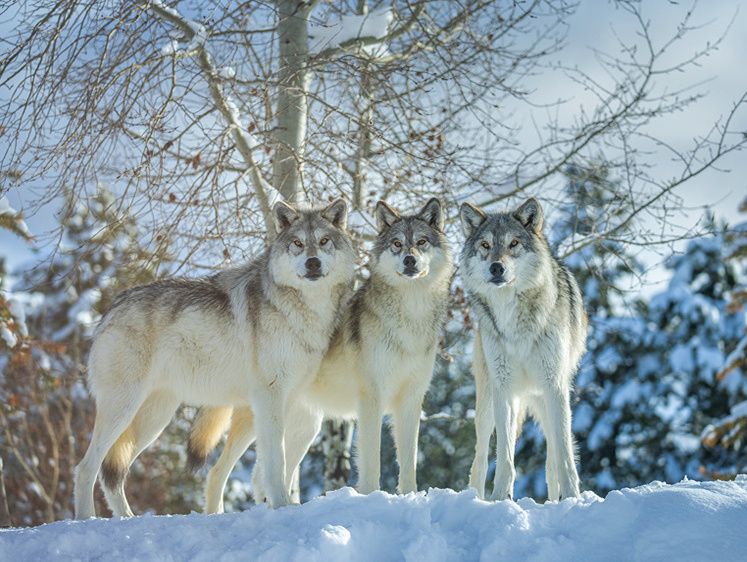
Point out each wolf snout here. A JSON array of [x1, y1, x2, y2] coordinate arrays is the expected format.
[[305, 256, 323, 280], [402, 254, 420, 277], [489, 261, 506, 284]]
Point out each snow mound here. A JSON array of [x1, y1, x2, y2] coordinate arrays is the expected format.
[[2, 479, 747, 560]]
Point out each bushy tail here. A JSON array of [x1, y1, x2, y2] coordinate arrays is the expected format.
[[101, 425, 136, 491], [187, 406, 233, 473]]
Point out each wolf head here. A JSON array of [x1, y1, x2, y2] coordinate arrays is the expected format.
[[270, 199, 356, 288], [459, 198, 548, 290], [372, 198, 453, 285]]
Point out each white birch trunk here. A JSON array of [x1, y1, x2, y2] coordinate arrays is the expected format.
[[273, 0, 314, 204]]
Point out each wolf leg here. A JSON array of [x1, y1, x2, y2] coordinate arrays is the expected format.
[[283, 406, 324, 497], [102, 391, 179, 517], [205, 406, 256, 514], [488, 392, 519, 502], [469, 331, 493, 499], [75, 389, 146, 519], [391, 387, 426, 494], [355, 393, 383, 494], [526, 394, 559, 501], [252, 389, 291, 508], [543, 385, 579, 500]]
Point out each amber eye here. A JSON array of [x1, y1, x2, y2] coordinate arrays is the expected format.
[[294, 240, 303, 248], [481, 241, 490, 250], [320, 238, 329, 246], [393, 240, 402, 248], [510, 239, 519, 248], [417, 239, 426, 246]]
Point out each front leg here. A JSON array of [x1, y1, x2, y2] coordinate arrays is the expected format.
[[542, 384, 579, 500], [469, 329, 493, 499], [391, 383, 428, 495], [489, 391, 520, 501], [356, 391, 383, 494], [252, 388, 291, 508], [283, 405, 324, 498]]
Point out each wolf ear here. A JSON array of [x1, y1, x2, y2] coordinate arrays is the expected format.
[[460, 202, 486, 238], [375, 200, 400, 233], [418, 198, 444, 232], [273, 200, 298, 234], [322, 199, 348, 230], [514, 198, 543, 233]]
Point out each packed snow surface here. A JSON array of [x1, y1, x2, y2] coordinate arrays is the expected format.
[[3, 479, 747, 560]]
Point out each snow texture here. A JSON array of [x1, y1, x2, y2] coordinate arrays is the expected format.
[[3, 480, 747, 560], [0, 195, 30, 236], [309, 8, 393, 56]]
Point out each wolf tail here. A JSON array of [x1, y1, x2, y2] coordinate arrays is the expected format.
[[187, 406, 233, 473]]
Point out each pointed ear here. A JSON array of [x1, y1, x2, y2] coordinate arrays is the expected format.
[[322, 199, 348, 230], [273, 200, 298, 234], [418, 198, 444, 232], [375, 200, 400, 233], [514, 197, 543, 233], [460, 202, 486, 238]]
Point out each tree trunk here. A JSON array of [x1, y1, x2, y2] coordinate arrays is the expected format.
[[274, 0, 314, 204], [321, 420, 354, 491], [0, 457, 11, 528]]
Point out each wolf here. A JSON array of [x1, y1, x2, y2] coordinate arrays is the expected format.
[[73, 199, 356, 518], [187, 198, 454, 513], [459, 197, 587, 502]]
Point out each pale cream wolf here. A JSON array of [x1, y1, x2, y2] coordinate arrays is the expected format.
[[188, 198, 454, 513], [460, 198, 587, 501], [74, 200, 355, 517]]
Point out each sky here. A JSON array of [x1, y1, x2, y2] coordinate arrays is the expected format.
[[1, 1, 745, 278]]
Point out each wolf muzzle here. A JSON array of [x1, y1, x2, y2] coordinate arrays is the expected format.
[[305, 256, 323, 280], [403, 254, 420, 277], [488, 261, 507, 285]]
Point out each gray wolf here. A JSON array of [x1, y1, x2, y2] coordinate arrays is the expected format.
[[74, 199, 355, 517], [460, 197, 587, 501], [187, 198, 454, 513]]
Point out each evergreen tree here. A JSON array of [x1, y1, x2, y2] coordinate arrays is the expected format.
[[701, 197, 747, 476]]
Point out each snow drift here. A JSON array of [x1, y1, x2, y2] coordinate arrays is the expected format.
[[2, 478, 747, 560]]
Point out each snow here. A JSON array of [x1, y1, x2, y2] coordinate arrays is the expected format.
[[309, 8, 393, 56], [0, 195, 30, 236], [3, 480, 747, 560], [733, 400, 747, 418]]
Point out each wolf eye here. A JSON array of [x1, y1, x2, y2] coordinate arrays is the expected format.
[[320, 238, 329, 246], [510, 239, 519, 248], [481, 241, 490, 250], [393, 240, 402, 248], [417, 239, 427, 246], [294, 240, 303, 248]]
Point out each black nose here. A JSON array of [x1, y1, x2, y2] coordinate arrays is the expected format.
[[489, 262, 505, 277], [306, 257, 322, 274], [403, 255, 417, 268]]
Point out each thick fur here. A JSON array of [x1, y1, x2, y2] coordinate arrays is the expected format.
[[73, 200, 356, 518], [460, 198, 587, 502], [188, 198, 454, 514]]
